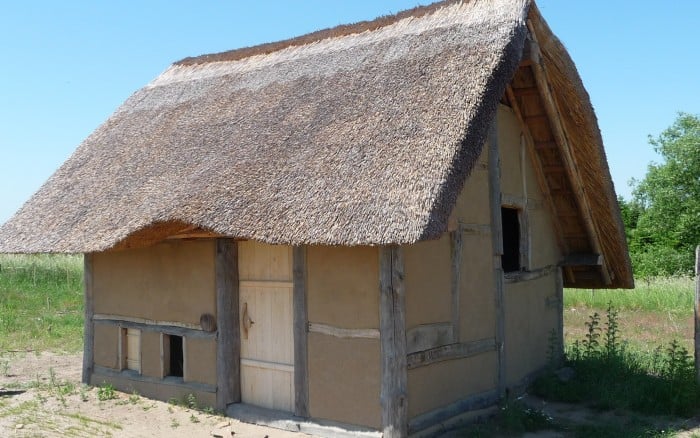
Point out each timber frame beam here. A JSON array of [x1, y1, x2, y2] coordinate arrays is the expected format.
[[215, 239, 240, 411], [379, 246, 408, 438], [293, 246, 309, 418], [82, 253, 95, 384], [525, 22, 612, 286], [487, 117, 506, 398]]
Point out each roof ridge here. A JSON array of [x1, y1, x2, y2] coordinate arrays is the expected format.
[[175, 0, 463, 66]]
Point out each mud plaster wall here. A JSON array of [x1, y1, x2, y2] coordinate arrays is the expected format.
[[404, 235, 451, 329], [406, 120, 501, 418], [140, 330, 162, 378], [93, 324, 119, 369], [91, 240, 219, 396], [504, 275, 558, 385], [306, 246, 381, 429], [499, 104, 561, 385], [408, 353, 497, 418], [92, 240, 216, 324], [185, 337, 217, 386]]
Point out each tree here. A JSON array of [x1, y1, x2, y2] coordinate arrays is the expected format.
[[628, 113, 700, 276]]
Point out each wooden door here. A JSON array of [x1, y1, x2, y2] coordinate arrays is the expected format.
[[238, 241, 294, 412]]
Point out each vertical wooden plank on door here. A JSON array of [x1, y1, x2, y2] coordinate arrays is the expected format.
[[379, 246, 407, 438], [216, 239, 240, 410], [293, 246, 309, 417], [239, 242, 294, 412], [82, 253, 94, 384]]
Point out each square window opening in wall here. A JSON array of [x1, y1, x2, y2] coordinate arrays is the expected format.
[[501, 206, 521, 273], [162, 334, 184, 378], [121, 328, 141, 373]]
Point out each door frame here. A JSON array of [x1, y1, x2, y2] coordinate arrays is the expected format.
[[215, 240, 308, 416]]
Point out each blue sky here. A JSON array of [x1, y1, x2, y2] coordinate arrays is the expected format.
[[1, 1, 698, 224]]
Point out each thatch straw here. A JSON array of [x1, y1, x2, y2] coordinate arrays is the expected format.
[[0, 0, 529, 253], [0, 0, 632, 287]]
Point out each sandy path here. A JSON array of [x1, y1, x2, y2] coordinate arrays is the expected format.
[[0, 351, 312, 437]]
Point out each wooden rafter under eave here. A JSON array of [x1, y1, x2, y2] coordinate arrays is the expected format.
[[523, 22, 612, 286]]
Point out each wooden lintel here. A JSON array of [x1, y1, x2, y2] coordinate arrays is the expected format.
[[93, 318, 215, 339], [92, 314, 202, 331], [504, 265, 557, 284], [564, 266, 576, 284], [526, 22, 611, 286], [561, 253, 603, 267]]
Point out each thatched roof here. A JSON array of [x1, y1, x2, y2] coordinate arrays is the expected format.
[[0, 0, 633, 287]]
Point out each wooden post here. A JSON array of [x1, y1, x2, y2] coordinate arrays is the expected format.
[[450, 229, 463, 343], [379, 246, 407, 438], [487, 117, 506, 398], [216, 239, 240, 411], [555, 266, 564, 363], [293, 246, 309, 418], [82, 253, 94, 384], [695, 246, 700, 384]]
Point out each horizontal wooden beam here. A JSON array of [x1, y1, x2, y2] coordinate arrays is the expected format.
[[406, 338, 496, 370], [93, 365, 216, 393], [308, 322, 379, 340], [408, 390, 499, 435], [93, 315, 214, 339], [93, 314, 201, 330], [406, 323, 453, 354], [459, 222, 491, 236], [561, 253, 603, 267], [504, 265, 557, 284]]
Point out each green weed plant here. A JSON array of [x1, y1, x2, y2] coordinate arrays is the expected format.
[[97, 383, 116, 401], [535, 302, 700, 417]]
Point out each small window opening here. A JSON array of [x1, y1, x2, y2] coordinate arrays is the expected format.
[[164, 334, 184, 378], [501, 207, 521, 273]]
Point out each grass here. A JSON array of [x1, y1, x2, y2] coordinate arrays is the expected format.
[[0, 254, 84, 352], [565, 276, 695, 353], [565, 276, 694, 314]]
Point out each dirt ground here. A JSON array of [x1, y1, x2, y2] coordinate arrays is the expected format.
[[3, 351, 700, 437], [0, 352, 313, 437]]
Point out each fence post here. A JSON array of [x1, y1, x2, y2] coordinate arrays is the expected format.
[[695, 246, 700, 384]]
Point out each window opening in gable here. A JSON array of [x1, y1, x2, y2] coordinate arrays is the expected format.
[[501, 207, 521, 273]]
